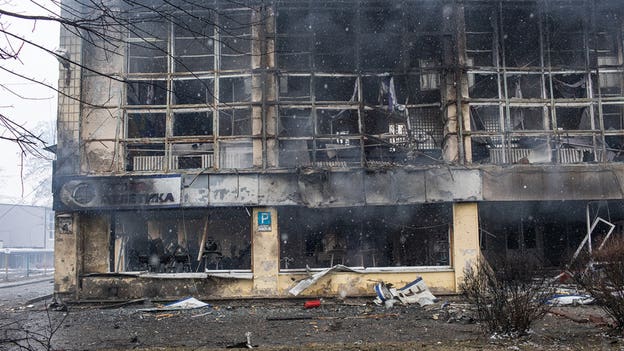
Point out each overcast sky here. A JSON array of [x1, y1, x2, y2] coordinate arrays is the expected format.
[[0, 1, 60, 205]]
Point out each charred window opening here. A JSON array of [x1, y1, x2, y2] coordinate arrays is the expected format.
[[114, 208, 251, 273], [173, 79, 214, 105], [127, 81, 167, 106], [174, 17, 215, 73], [276, 2, 444, 168], [279, 204, 451, 270], [219, 140, 253, 169], [127, 19, 168, 74], [172, 143, 214, 170], [479, 201, 624, 268], [219, 108, 252, 136], [279, 76, 311, 101], [502, 3, 541, 68], [547, 6, 585, 67], [219, 77, 251, 103], [467, 1, 624, 165], [126, 143, 165, 171], [127, 113, 166, 138], [173, 112, 213, 136], [279, 108, 312, 137], [124, 6, 254, 171]]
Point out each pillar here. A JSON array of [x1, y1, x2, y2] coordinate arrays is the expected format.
[[54, 213, 80, 297], [452, 202, 480, 292], [252, 207, 279, 295]]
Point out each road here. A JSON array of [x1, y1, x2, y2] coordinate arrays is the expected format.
[[0, 278, 54, 309]]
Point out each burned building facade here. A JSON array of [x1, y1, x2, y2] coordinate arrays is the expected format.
[[53, 0, 624, 299]]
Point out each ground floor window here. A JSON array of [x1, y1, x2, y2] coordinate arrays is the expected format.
[[278, 204, 451, 270], [479, 201, 624, 267], [114, 208, 251, 272]]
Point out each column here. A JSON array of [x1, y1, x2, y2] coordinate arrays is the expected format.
[[452, 202, 480, 292], [54, 213, 80, 296], [252, 207, 279, 295]]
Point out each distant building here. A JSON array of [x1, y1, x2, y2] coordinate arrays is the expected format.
[[53, 0, 624, 300], [0, 204, 54, 273]]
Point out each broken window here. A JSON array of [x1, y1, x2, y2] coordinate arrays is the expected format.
[[502, 3, 541, 67], [173, 16, 215, 73], [171, 143, 214, 170], [547, 6, 585, 67], [279, 108, 313, 137], [279, 205, 451, 270], [173, 112, 213, 136], [278, 140, 312, 167], [275, 2, 444, 167], [126, 143, 165, 171], [173, 79, 214, 105], [127, 18, 168, 74], [127, 113, 166, 138], [125, 7, 254, 171], [219, 77, 251, 103], [469, 74, 499, 99], [317, 109, 358, 136], [278, 75, 311, 101], [114, 208, 251, 272], [219, 108, 252, 136], [127, 81, 167, 106], [219, 140, 253, 169]]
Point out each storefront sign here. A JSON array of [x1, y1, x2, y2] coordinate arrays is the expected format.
[[56, 176, 181, 210], [258, 211, 272, 232]]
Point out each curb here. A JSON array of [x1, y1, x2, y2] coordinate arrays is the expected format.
[[0, 276, 53, 289]]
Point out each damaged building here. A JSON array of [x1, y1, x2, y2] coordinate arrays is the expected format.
[[53, 0, 624, 300]]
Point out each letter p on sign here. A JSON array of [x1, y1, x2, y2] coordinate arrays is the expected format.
[[258, 211, 272, 232]]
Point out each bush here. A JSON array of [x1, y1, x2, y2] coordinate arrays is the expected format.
[[574, 238, 624, 330], [460, 255, 553, 336]]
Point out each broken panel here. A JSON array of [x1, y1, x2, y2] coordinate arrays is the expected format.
[[315, 137, 361, 166], [509, 107, 546, 131], [360, 34, 401, 70], [547, 6, 586, 67], [219, 77, 251, 103], [317, 109, 358, 136], [549, 74, 587, 99], [505, 75, 543, 100], [594, 72, 623, 97], [127, 80, 167, 105], [279, 108, 313, 137], [127, 18, 168, 74], [502, 2, 541, 67], [278, 139, 312, 167], [171, 143, 214, 170], [465, 4, 496, 67], [469, 74, 499, 99], [279, 205, 451, 270], [219, 139, 253, 169], [126, 143, 165, 171], [276, 35, 312, 71], [128, 42, 168, 74], [409, 107, 444, 150], [555, 106, 592, 131], [278, 75, 311, 101], [127, 113, 166, 138], [173, 15, 215, 72], [221, 36, 252, 71], [173, 79, 214, 105], [314, 77, 357, 102], [218, 108, 252, 136], [173, 111, 213, 136]]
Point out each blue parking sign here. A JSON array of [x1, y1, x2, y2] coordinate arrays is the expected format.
[[258, 211, 272, 231]]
